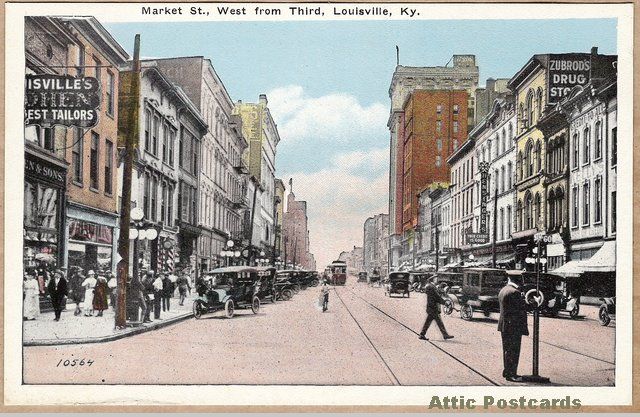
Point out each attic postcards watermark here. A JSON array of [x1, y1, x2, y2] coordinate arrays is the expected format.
[[3, 1, 636, 411]]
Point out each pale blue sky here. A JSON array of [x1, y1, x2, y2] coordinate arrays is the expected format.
[[104, 18, 617, 265]]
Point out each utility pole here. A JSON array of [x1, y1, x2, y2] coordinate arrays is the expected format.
[[115, 34, 140, 329], [492, 187, 498, 268]]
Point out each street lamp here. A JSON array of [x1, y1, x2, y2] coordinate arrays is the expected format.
[[129, 208, 158, 280]]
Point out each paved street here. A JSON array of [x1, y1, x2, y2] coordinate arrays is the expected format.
[[23, 278, 615, 386]]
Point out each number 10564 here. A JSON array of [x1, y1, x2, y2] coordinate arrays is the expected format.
[[56, 358, 94, 367]]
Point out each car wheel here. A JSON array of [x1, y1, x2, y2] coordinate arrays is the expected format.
[[251, 296, 260, 314], [311, 279, 319, 287], [460, 304, 473, 321], [283, 289, 293, 300], [443, 299, 453, 315], [599, 305, 610, 326], [225, 299, 235, 318], [193, 300, 205, 319], [570, 304, 580, 318], [293, 284, 300, 294]]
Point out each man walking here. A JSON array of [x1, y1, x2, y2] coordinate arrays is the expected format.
[[161, 274, 174, 312], [152, 273, 163, 319], [47, 269, 68, 321], [418, 275, 454, 341], [176, 272, 191, 306], [498, 273, 529, 382]]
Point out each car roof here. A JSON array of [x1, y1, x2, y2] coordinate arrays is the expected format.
[[206, 266, 258, 274]]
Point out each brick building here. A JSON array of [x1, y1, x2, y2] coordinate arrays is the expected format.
[[282, 185, 315, 270]]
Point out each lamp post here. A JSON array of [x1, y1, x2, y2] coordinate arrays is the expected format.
[[129, 207, 159, 279]]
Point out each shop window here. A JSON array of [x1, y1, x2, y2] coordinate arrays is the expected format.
[[90, 132, 99, 190]]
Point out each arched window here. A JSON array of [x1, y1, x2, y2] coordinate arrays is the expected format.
[[517, 151, 523, 181], [507, 205, 512, 237], [595, 121, 602, 159], [526, 90, 535, 127], [501, 128, 506, 154], [525, 193, 532, 230], [517, 200, 523, 231], [526, 140, 534, 177], [507, 162, 513, 189], [572, 133, 579, 169], [536, 87, 544, 121], [500, 165, 505, 193], [548, 190, 556, 229], [509, 123, 514, 141], [499, 208, 505, 240], [535, 141, 541, 174], [496, 134, 501, 157], [583, 127, 591, 164]]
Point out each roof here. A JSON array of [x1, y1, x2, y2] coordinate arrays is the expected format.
[[446, 137, 475, 165], [206, 266, 258, 274]]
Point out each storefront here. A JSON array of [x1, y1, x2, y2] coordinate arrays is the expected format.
[[23, 150, 67, 270], [65, 203, 118, 274]]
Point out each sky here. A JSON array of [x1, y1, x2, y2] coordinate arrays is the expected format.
[[104, 18, 617, 269]]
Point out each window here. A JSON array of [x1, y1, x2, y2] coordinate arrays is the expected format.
[[104, 140, 113, 194], [27, 126, 55, 151], [436, 105, 443, 114], [90, 132, 99, 190], [435, 155, 442, 167], [611, 191, 616, 233], [535, 141, 541, 174], [526, 141, 533, 177], [572, 133, 579, 169], [167, 185, 174, 227], [169, 129, 176, 165], [151, 176, 158, 221], [72, 128, 83, 183], [453, 139, 459, 150], [611, 127, 617, 166], [583, 182, 590, 225], [517, 200, 523, 231], [517, 151, 523, 181], [534, 193, 541, 229], [526, 90, 534, 127], [152, 115, 160, 156], [572, 186, 579, 228], [500, 166, 505, 193], [583, 127, 590, 164], [594, 177, 602, 223], [436, 120, 442, 132], [144, 109, 152, 151], [436, 138, 443, 151], [536, 88, 543, 121], [106, 71, 115, 115], [496, 135, 501, 157], [499, 208, 504, 240], [507, 162, 513, 189], [525, 193, 532, 229], [76, 44, 85, 76], [453, 121, 459, 133], [594, 121, 602, 160], [161, 182, 167, 223], [144, 173, 151, 218], [162, 123, 169, 162], [506, 206, 512, 237], [453, 104, 459, 115], [508, 123, 514, 141]]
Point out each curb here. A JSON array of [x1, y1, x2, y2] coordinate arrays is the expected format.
[[23, 311, 194, 347]]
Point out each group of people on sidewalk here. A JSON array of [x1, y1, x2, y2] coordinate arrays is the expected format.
[[23, 265, 193, 324], [416, 273, 530, 383]]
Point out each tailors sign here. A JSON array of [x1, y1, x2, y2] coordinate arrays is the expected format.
[[25, 74, 100, 128]]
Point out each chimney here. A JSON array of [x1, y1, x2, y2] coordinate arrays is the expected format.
[[259, 94, 268, 106], [591, 46, 598, 56], [486, 78, 496, 91]]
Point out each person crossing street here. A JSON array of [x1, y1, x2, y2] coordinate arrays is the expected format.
[[418, 275, 454, 341]]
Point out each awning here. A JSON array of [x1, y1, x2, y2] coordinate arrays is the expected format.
[[496, 254, 516, 265], [581, 240, 616, 273], [551, 260, 584, 278]]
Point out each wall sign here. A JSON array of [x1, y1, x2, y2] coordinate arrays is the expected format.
[[547, 53, 591, 103], [25, 74, 100, 128]]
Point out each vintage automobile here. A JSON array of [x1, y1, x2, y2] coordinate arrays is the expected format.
[[274, 273, 296, 301], [255, 266, 278, 303], [409, 272, 429, 292], [369, 269, 382, 287], [435, 271, 464, 294], [297, 270, 320, 288], [357, 272, 368, 283], [517, 270, 581, 318], [598, 296, 615, 326], [193, 266, 261, 319], [383, 271, 411, 297], [445, 268, 507, 320], [276, 270, 305, 293]]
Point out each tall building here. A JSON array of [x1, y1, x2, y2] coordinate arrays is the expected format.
[[154, 57, 248, 272], [474, 78, 510, 124], [363, 213, 389, 276], [338, 246, 364, 275], [39, 17, 129, 274], [387, 55, 479, 270], [282, 184, 315, 270], [234, 95, 280, 258], [274, 178, 286, 262], [117, 60, 206, 274]]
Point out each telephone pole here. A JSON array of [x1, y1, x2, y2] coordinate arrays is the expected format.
[[115, 34, 140, 329]]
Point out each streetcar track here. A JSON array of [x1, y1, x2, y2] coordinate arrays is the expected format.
[[332, 287, 402, 386], [340, 287, 501, 386]]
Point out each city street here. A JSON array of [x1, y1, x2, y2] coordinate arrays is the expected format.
[[23, 277, 615, 386]]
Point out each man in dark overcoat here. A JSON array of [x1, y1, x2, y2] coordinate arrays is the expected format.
[[498, 273, 529, 382], [418, 275, 454, 340], [47, 269, 68, 321]]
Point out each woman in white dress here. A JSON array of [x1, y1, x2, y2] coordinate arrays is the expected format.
[[23, 273, 40, 320], [81, 270, 97, 316]]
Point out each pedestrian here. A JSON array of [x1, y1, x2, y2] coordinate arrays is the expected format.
[[142, 271, 155, 323], [319, 281, 329, 312], [497, 273, 529, 382], [93, 273, 109, 317], [68, 266, 85, 316], [47, 269, 68, 321], [128, 273, 148, 324], [153, 273, 163, 319], [162, 273, 174, 312], [108, 273, 117, 310], [176, 272, 191, 306], [81, 270, 97, 316], [23, 272, 40, 320], [418, 275, 454, 341]]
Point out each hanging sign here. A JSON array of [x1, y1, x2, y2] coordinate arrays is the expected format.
[[479, 162, 490, 234], [25, 74, 100, 128]]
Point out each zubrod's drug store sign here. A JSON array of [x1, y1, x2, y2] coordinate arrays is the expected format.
[[547, 53, 591, 102], [24, 74, 100, 128]]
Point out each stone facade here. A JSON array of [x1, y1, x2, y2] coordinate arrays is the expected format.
[[363, 213, 389, 276], [282, 188, 315, 270]]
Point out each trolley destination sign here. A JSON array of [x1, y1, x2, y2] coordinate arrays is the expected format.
[[24, 74, 100, 128]]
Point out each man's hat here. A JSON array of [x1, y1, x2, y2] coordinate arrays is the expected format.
[[87, 270, 96, 276]]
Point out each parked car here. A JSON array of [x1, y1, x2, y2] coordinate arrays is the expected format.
[[193, 266, 261, 319], [445, 268, 506, 320], [598, 296, 616, 326], [383, 271, 411, 298], [357, 272, 368, 283]]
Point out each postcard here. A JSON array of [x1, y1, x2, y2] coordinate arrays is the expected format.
[[3, 1, 636, 411]]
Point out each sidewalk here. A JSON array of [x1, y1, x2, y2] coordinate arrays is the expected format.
[[24, 295, 196, 346]]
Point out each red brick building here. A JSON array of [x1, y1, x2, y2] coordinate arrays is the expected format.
[[400, 90, 469, 233]]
